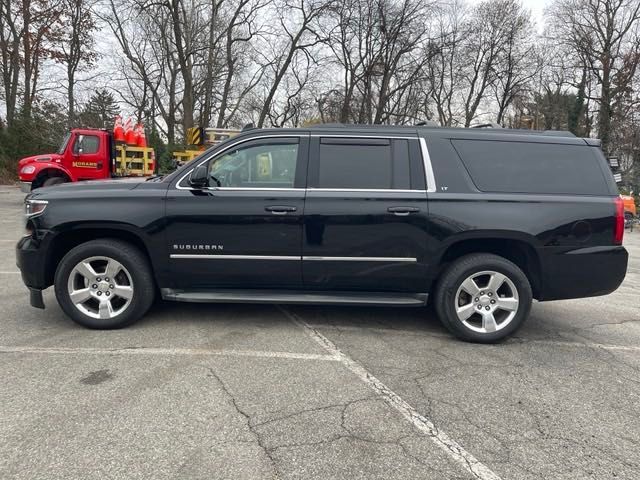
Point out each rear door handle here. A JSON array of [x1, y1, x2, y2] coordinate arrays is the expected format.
[[265, 205, 297, 215], [387, 206, 420, 216]]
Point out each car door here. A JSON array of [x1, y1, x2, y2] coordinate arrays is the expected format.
[[71, 133, 105, 180], [165, 133, 309, 290], [302, 133, 430, 292]]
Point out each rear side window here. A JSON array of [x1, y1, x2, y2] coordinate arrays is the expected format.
[[451, 139, 609, 195], [318, 138, 410, 189]]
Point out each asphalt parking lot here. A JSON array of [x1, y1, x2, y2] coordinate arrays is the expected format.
[[0, 185, 638, 480]]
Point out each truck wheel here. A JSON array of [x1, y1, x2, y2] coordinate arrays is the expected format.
[[54, 239, 155, 329], [434, 253, 532, 343], [42, 177, 66, 187]]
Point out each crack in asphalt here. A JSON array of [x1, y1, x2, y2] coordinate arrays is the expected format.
[[206, 367, 280, 479]]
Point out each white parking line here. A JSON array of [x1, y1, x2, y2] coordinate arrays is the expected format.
[[516, 339, 640, 353], [0, 345, 340, 362], [309, 323, 640, 353], [280, 306, 503, 480], [0, 271, 20, 274]]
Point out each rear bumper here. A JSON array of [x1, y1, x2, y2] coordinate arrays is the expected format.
[[19, 182, 32, 193], [538, 245, 628, 301]]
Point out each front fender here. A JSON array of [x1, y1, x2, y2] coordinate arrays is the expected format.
[[20, 163, 74, 183]]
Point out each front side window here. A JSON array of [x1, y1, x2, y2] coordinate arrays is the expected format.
[[208, 142, 298, 188], [317, 138, 410, 190], [73, 134, 100, 155]]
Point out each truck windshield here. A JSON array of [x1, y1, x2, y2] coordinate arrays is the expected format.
[[57, 133, 71, 155]]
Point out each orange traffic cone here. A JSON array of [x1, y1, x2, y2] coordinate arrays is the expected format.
[[124, 117, 136, 144], [113, 116, 125, 142], [136, 124, 147, 147]]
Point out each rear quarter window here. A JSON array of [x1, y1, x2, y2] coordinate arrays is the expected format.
[[451, 139, 610, 195]]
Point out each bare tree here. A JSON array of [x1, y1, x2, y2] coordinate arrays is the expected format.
[[255, 0, 328, 127], [0, 0, 62, 124], [426, 0, 465, 126], [491, 1, 539, 124], [57, 0, 98, 127], [459, 0, 521, 127], [549, 0, 640, 153]]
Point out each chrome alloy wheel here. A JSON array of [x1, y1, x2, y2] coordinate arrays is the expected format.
[[66, 256, 134, 320], [454, 270, 519, 334]]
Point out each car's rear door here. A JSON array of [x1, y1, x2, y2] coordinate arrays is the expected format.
[[302, 132, 431, 292]]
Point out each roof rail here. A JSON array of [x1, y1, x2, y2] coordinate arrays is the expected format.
[[471, 123, 503, 129], [539, 130, 576, 137], [415, 120, 439, 127], [308, 123, 345, 128]]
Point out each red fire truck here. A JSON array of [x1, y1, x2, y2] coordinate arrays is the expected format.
[[18, 127, 155, 192]]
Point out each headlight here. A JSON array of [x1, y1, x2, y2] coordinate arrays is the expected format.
[[25, 199, 48, 217], [21, 165, 36, 174]]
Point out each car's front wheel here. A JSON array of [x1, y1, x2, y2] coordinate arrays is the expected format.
[[54, 239, 155, 329], [434, 253, 532, 343]]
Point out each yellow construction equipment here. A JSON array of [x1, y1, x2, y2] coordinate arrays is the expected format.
[[114, 144, 155, 176], [173, 127, 240, 166]]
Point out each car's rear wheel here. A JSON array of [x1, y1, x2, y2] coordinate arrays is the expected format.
[[434, 253, 532, 343], [54, 239, 155, 329]]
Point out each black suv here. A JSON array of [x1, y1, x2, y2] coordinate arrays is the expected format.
[[16, 125, 628, 342]]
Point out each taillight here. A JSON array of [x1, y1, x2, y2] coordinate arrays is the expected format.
[[614, 196, 624, 245]]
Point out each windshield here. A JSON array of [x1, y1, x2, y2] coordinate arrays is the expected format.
[[57, 132, 72, 155]]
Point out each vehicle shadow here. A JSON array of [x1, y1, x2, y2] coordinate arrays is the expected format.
[[145, 299, 450, 338]]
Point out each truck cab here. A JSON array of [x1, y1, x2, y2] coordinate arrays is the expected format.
[[18, 128, 155, 192], [18, 129, 113, 192]]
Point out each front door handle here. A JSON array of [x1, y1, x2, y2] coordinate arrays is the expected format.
[[388, 206, 420, 216], [265, 205, 297, 215]]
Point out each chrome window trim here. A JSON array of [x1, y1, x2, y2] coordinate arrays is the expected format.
[[311, 134, 418, 140], [203, 187, 304, 192], [419, 137, 437, 193], [307, 188, 426, 194], [174, 132, 437, 193], [170, 254, 417, 263], [175, 133, 308, 190]]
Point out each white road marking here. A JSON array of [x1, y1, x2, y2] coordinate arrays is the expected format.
[[0, 271, 20, 274], [516, 339, 640, 353], [280, 306, 503, 480], [309, 323, 640, 353], [0, 345, 340, 362]]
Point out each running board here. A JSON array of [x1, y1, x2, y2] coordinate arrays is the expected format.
[[161, 289, 428, 307]]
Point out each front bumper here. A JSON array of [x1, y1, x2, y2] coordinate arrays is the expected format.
[[19, 182, 32, 193], [16, 235, 50, 292], [538, 245, 628, 301]]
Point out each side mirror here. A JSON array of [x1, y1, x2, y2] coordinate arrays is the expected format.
[[189, 164, 209, 188]]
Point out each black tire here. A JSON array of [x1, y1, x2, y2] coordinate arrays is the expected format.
[[434, 253, 532, 343], [54, 239, 155, 329], [42, 176, 66, 187]]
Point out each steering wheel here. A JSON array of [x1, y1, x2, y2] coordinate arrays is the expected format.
[[209, 173, 222, 187]]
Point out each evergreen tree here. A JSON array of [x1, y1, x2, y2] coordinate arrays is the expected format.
[[78, 89, 120, 129]]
